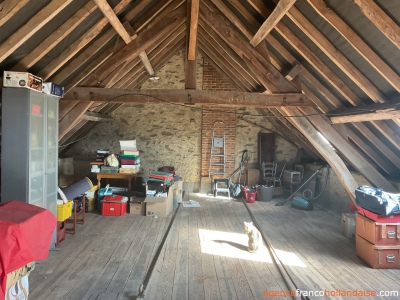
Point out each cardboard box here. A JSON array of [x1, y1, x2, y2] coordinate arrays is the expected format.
[[5, 274, 29, 300], [6, 262, 35, 291], [356, 234, 400, 269], [42, 82, 64, 97], [130, 197, 146, 215], [172, 180, 183, 203], [341, 213, 356, 239], [145, 190, 173, 217], [356, 213, 400, 246], [3, 71, 43, 92]]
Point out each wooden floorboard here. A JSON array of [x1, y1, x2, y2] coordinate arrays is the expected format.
[[29, 194, 400, 300]]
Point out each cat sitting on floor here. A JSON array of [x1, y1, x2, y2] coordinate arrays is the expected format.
[[244, 221, 261, 253]]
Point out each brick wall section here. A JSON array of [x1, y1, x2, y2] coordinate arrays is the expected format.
[[201, 58, 237, 181]]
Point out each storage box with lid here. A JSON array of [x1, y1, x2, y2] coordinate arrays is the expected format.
[[101, 194, 128, 216], [3, 71, 43, 92], [356, 213, 400, 246], [356, 234, 400, 269]]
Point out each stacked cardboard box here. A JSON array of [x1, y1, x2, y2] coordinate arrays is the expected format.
[[355, 207, 400, 268]]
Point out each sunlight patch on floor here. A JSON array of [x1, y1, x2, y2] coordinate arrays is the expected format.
[[198, 229, 306, 267]]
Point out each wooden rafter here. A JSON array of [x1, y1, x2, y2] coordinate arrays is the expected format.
[[187, 0, 200, 61], [82, 111, 114, 122], [12, 2, 97, 71], [0, 0, 29, 27], [250, 0, 296, 47], [59, 101, 95, 141], [307, 0, 400, 93], [330, 107, 400, 124], [37, 0, 131, 81], [0, 0, 73, 64], [353, 0, 400, 50]]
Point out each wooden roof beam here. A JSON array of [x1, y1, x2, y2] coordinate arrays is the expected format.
[[250, 0, 297, 47], [94, 0, 155, 77], [0, 0, 73, 64], [330, 106, 400, 124], [187, 0, 200, 61], [63, 87, 311, 108], [353, 0, 400, 50], [82, 111, 114, 122]]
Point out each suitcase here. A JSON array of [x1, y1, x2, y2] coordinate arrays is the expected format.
[[357, 206, 400, 223], [356, 213, 400, 246], [355, 186, 400, 216], [356, 234, 400, 269]]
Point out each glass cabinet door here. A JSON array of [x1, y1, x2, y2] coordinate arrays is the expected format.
[[45, 96, 58, 217], [29, 93, 45, 207]]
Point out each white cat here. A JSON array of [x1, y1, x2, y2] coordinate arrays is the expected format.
[[244, 221, 261, 253]]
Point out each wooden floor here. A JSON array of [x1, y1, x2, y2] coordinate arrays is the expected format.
[[29, 194, 400, 300]]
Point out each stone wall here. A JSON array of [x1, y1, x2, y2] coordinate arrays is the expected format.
[[62, 51, 306, 195]]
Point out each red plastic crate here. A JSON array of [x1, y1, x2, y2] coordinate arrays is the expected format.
[[101, 201, 127, 216]]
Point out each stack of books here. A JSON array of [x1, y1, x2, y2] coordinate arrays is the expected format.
[[119, 140, 140, 174], [96, 149, 109, 162], [90, 161, 103, 173]]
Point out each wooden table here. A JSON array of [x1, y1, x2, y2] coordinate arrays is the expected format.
[[96, 173, 137, 191]]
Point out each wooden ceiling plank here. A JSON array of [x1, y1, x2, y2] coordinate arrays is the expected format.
[[12, 2, 97, 71], [286, 5, 387, 103], [93, 0, 132, 44], [52, 28, 116, 85], [353, 122, 400, 166], [0, 0, 73, 64], [59, 101, 80, 120], [250, 0, 297, 47], [188, 0, 200, 61], [200, 1, 298, 93], [59, 101, 95, 141], [346, 130, 396, 175], [64, 47, 114, 93], [37, 0, 131, 80], [353, 0, 400, 50], [307, 0, 400, 93], [0, 0, 29, 28], [86, 5, 186, 88], [64, 87, 311, 108]]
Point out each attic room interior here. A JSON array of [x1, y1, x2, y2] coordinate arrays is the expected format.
[[0, 0, 400, 299]]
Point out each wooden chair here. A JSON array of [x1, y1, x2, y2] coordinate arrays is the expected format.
[[66, 194, 86, 234], [262, 161, 277, 185]]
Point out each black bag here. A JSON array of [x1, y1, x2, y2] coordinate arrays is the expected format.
[[355, 186, 400, 216]]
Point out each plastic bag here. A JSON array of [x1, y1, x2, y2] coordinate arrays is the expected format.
[[105, 154, 119, 167]]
